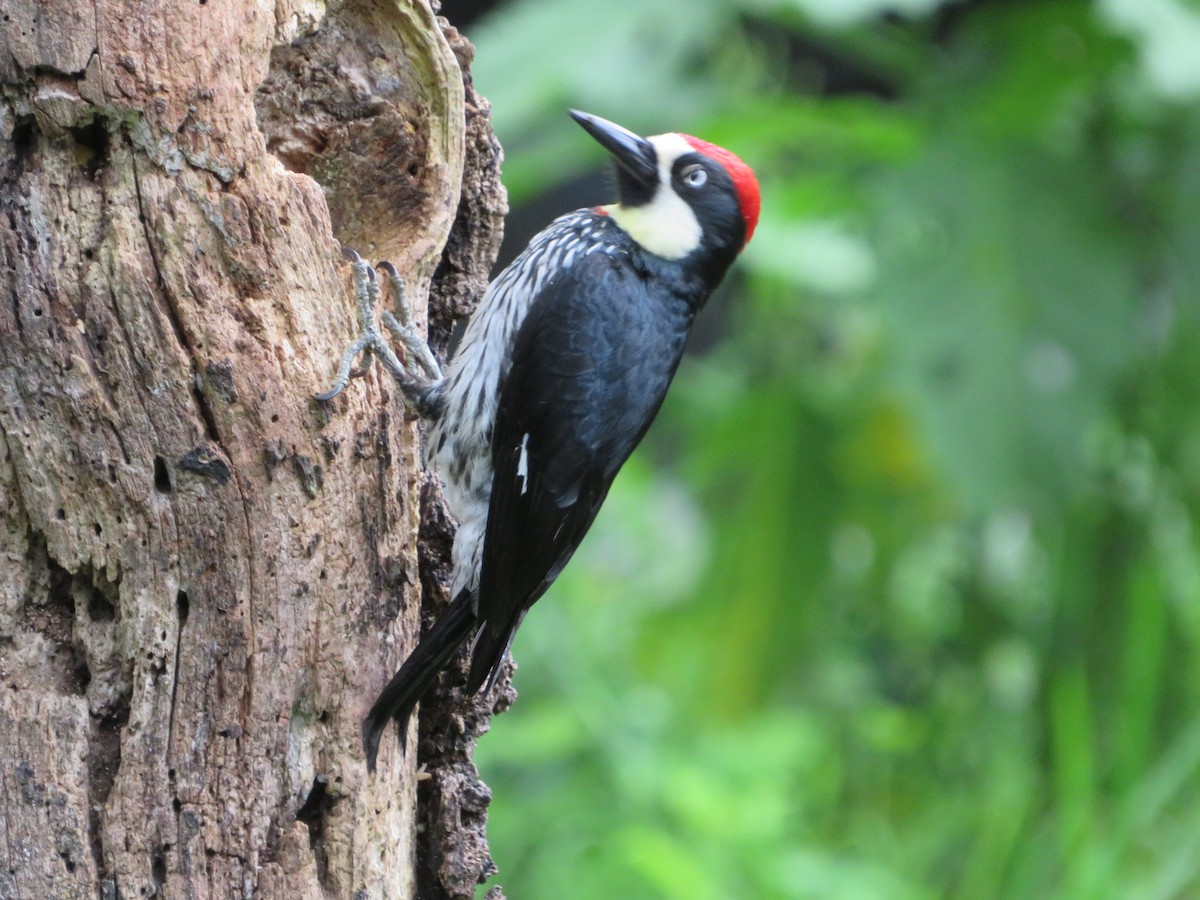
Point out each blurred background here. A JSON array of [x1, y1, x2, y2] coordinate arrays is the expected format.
[[442, 0, 1200, 896]]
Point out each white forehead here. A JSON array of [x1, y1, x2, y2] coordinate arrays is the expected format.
[[648, 133, 696, 172]]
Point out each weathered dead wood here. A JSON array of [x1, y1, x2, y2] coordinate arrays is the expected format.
[[0, 0, 506, 897]]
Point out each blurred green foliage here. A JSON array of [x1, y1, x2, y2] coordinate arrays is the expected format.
[[464, 0, 1200, 896]]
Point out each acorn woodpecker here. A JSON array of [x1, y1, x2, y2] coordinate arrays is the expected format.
[[318, 110, 760, 770]]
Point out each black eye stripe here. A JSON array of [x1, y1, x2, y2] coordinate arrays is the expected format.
[[671, 154, 704, 175]]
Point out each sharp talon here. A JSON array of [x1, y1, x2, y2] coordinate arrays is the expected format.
[[350, 363, 371, 379], [377, 261, 397, 277], [342, 247, 362, 262], [315, 384, 345, 402]]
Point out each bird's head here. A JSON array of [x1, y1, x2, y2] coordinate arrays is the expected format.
[[569, 109, 760, 270]]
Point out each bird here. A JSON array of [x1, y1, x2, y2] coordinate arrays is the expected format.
[[317, 110, 760, 770]]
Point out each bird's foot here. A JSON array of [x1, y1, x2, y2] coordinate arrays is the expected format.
[[377, 261, 443, 384], [315, 252, 442, 406]]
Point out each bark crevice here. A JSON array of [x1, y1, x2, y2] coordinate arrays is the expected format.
[[87, 704, 127, 895], [166, 590, 188, 756], [295, 773, 337, 893]]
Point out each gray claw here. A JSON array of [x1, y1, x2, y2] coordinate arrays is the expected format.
[[316, 254, 442, 405], [379, 264, 442, 380]]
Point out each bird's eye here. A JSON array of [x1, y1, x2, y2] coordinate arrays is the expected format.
[[682, 166, 707, 188]]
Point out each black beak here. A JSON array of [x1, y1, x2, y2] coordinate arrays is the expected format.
[[569, 110, 659, 195]]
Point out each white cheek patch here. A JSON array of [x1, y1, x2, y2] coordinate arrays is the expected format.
[[605, 133, 702, 261]]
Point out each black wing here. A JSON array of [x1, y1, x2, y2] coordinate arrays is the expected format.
[[465, 249, 694, 692]]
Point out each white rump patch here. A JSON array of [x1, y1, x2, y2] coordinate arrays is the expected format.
[[516, 433, 530, 495], [604, 133, 702, 260]]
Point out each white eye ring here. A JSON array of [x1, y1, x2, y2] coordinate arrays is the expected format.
[[682, 166, 707, 188]]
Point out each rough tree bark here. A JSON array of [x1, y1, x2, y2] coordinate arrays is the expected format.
[[0, 0, 507, 897]]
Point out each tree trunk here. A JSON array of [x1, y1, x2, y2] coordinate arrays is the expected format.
[[0, 0, 506, 897]]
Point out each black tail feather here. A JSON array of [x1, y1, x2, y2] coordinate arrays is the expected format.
[[363, 589, 477, 772], [466, 607, 527, 696]]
